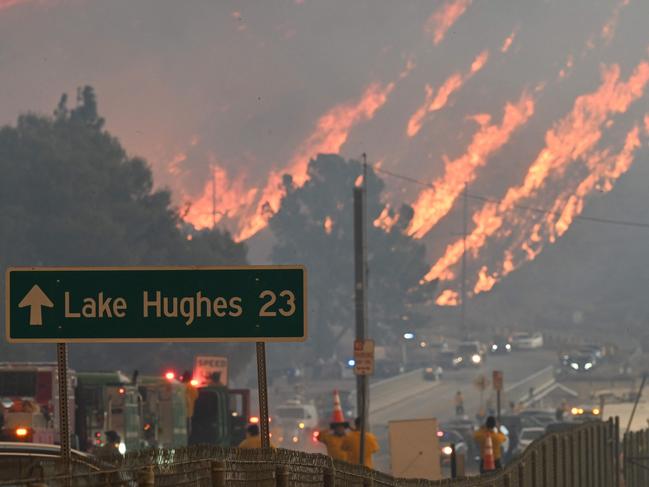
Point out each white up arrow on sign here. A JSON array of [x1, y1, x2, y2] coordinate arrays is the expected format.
[[18, 285, 54, 326]]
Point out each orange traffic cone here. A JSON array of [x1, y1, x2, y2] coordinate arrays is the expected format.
[[330, 390, 348, 426], [483, 434, 496, 472]]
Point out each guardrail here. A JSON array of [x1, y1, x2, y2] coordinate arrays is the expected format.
[[1, 419, 619, 487]]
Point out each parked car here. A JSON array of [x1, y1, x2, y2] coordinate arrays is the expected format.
[[457, 341, 485, 366], [518, 409, 557, 428], [513, 427, 545, 455], [437, 429, 469, 465], [580, 344, 605, 360], [423, 365, 443, 381], [436, 350, 464, 370], [489, 336, 512, 354], [570, 405, 602, 422], [374, 359, 405, 379], [564, 352, 596, 372], [511, 332, 544, 350]]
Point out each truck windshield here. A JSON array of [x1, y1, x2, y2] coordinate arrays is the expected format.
[[0, 371, 37, 397], [276, 407, 305, 419]]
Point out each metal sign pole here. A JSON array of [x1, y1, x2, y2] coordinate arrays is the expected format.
[[56, 343, 71, 477], [256, 342, 270, 448], [353, 158, 369, 466]]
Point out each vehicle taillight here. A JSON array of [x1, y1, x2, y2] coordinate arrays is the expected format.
[[190, 379, 199, 387], [165, 371, 176, 381], [15, 427, 28, 437], [249, 416, 259, 424]]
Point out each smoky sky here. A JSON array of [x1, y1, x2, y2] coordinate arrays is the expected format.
[[1, 0, 648, 278]]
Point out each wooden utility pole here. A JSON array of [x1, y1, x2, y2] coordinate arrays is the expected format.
[[354, 155, 369, 465]]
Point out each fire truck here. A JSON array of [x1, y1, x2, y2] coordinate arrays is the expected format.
[[74, 371, 141, 453], [138, 374, 188, 448], [0, 362, 75, 445]]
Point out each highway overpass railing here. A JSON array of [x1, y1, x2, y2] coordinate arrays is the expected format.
[[0, 419, 619, 487]]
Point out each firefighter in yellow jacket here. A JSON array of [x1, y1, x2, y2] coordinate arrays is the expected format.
[[317, 390, 350, 461], [341, 417, 380, 468]]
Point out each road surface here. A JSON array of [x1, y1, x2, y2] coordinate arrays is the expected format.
[[370, 349, 557, 473]]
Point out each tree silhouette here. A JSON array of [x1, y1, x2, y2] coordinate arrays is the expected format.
[[0, 86, 251, 373]]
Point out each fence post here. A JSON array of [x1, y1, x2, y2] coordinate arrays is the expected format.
[[323, 467, 335, 487], [519, 462, 525, 487], [604, 420, 610, 487], [362, 477, 373, 487], [503, 471, 511, 487], [572, 432, 578, 487], [136, 466, 155, 487], [623, 432, 628, 487], [552, 436, 559, 487], [615, 417, 621, 487], [276, 465, 289, 487], [541, 443, 548, 487], [211, 460, 226, 487]]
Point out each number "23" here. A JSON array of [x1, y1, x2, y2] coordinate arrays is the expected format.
[[258, 290, 296, 317]]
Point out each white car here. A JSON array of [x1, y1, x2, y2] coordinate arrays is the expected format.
[[511, 332, 544, 349], [514, 427, 545, 455]]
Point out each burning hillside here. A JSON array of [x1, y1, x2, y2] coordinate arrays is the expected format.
[[1, 0, 648, 306]]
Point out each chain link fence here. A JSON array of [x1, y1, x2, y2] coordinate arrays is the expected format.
[[0, 419, 619, 487], [623, 427, 649, 487]]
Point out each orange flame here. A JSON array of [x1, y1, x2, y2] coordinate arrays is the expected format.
[[234, 81, 394, 241], [407, 91, 535, 238], [425, 0, 472, 46], [373, 206, 400, 232], [424, 59, 649, 286], [501, 29, 517, 53], [183, 163, 258, 230], [474, 266, 497, 294], [323, 216, 334, 234], [407, 50, 488, 137], [0, 0, 30, 10], [601, 0, 631, 44], [476, 125, 644, 295], [435, 289, 460, 306]]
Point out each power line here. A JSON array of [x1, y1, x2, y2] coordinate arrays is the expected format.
[[373, 165, 649, 230]]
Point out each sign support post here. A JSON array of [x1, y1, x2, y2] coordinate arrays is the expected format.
[[354, 156, 370, 466], [493, 370, 503, 423], [256, 342, 270, 448], [56, 343, 71, 479]]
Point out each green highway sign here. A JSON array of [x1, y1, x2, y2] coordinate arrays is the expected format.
[[5, 266, 306, 343]]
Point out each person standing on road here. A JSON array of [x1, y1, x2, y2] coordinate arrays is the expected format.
[[317, 390, 350, 461], [342, 417, 380, 468], [238, 424, 274, 449], [454, 391, 465, 416], [474, 416, 507, 473]]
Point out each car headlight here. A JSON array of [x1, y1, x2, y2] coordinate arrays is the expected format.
[[584, 362, 593, 370], [442, 446, 453, 456], [491, 344, 498, 351], [593, 408, 600, 415], [118, 442, 126, 455], [571, 407, 579, 415], [505, 343, 512, 350], [298, 422, 305, 429], [471, 354, 481, 364], [570, 362, 579, 370]]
